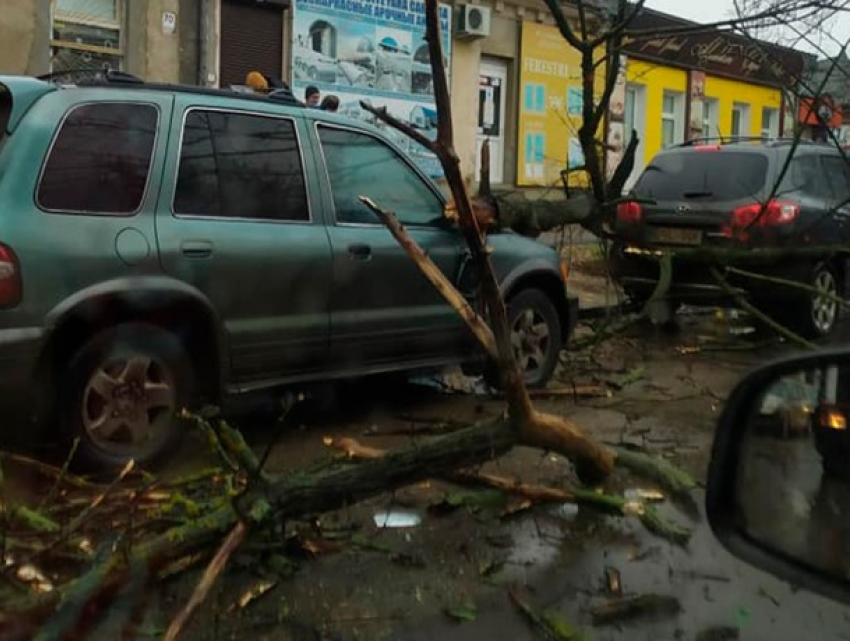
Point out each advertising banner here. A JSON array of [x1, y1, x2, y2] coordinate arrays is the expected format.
[[517, 22, 601, 187], [291, 0, 451, 177]]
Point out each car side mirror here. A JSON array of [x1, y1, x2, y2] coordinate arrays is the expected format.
[[707, 349, 850, 605]]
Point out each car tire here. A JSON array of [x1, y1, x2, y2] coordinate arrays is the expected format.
[[485, 288, 563, 390], [60, 323, 195, 472], [781, 261, 841, 339]]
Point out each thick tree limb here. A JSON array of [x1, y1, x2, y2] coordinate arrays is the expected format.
[[496, 193, 593, 237], [329, 436, 688, 544], [330, 436, 577, 503]]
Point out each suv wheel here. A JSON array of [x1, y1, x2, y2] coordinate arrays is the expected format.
[[788, 262, 841, 339], [61, 324, 195, 471], [486, 288, 563, 390]]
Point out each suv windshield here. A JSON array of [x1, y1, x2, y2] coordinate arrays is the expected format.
[[634, 151, 768, 202]]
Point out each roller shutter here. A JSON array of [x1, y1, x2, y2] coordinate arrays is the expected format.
[[220, 0, 284, 88]]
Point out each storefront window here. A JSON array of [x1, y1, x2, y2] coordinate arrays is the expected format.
[[51, 0, 122, 74], [761, 107, 779, 139], [732, 102, 751, 138], [702, 98, 719, 139]]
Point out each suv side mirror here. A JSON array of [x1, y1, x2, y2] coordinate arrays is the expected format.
[[707, 348, 850, 605]]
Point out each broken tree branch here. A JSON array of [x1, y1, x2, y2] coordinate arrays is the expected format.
[[358, 196, 498, 359], [358, 101, 438, 154], [164, 520, 249, 641]]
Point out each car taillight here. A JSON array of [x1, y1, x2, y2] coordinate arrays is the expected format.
[[724, 200, 800, 239], [732, 200, 800, 227], [0, 244, 22, 307], [616, 201, 643, 224]]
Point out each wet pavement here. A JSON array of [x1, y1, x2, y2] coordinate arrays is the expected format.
[[142, 310, 850, 641]]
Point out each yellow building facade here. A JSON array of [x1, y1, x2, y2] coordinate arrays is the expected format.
[[621, 9, 808, 188], [625, 59, 785, 177]]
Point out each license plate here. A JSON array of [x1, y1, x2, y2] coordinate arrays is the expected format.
[[650, 227, 703, 245]]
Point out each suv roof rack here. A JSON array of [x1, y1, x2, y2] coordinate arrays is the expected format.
[[38, 68, 143, 85], [39, 69, 304, 108], [676, 136, 824, 148]]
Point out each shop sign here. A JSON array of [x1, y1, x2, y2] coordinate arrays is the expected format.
[[623, 11, 811, 88], [518, 22, 604, 187]]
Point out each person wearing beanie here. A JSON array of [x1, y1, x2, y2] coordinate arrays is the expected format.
[[245, 70, 269, 92]]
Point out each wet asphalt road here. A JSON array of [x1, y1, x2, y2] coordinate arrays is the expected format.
[[127, 310, 850, 640]]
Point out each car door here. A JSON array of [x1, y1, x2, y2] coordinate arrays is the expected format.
[[155, 99, 333, 386], [313, 123, 468, 370]]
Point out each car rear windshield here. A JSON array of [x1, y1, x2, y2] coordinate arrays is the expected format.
[[634, 151, 768, 202]]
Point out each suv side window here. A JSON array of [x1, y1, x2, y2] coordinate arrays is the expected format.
[[38, 103, 158, 214], [174, 110, 308, 221], [821, 155, 850, 207], [317, 125, 442, 226], [778, 156, 825, 199]]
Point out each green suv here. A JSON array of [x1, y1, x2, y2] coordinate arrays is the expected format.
[[0, 73, 577, 470]]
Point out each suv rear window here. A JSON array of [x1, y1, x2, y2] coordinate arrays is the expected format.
[[38, 103, 158, 214], [634, 151, 768, 202]]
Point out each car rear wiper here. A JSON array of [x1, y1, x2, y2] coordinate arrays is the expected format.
[[682, 190, 713, 198]]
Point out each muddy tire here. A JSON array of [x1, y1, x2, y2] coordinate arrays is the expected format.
[[485, 288, 563, 390], [60, 323, 195, 472]]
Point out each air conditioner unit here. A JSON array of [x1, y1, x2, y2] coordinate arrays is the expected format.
[[457, 5, 491, 39]]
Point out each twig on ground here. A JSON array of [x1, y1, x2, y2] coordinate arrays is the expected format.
[[38, 438, 80, 510], [164, 520, 248, 641]]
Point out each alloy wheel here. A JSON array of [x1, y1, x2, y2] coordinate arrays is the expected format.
[[510, 308, 551, 375], [81, 355, 177, 457], [811, 267, 839, 336]]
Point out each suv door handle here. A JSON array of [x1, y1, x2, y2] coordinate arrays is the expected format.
[[347, 243, 372, 261], [181, 240, 213, 258]]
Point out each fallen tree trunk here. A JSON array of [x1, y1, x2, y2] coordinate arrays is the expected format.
[[495, 191, 594, 237]]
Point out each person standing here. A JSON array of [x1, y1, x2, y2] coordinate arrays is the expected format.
[[305, 85, 320, 107]]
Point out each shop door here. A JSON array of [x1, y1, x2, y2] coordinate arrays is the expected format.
[[476, 57, 508, 184], [220, 0, 284, 88]]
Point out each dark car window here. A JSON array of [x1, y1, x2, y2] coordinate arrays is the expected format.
[[821, 155, 850, 207], [634, 151, 768, 202], [777, 156, 828, 200], [0, 84, 10, 144], [317, 126, 442, 226], [38, 102, 158, 214], [174, 110, 308, 221]]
